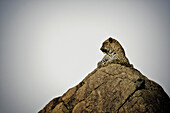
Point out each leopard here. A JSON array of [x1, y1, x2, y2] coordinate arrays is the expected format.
[[97, 37, 133, 68]]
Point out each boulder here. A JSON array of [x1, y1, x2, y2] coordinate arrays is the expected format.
[[39, 64, 170, 113]]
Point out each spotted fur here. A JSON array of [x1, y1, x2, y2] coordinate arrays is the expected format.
[[97, 37, 133, 68]]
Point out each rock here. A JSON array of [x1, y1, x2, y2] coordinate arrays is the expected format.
[[39, 64, 170, 113]]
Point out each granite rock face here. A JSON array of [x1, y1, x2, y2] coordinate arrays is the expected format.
[[39, 64, 170, 113]]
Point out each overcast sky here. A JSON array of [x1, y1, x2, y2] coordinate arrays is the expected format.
[[0, 0, 170, 113]]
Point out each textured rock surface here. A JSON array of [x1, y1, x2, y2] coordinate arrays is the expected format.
[[39, 64, 170, 113]]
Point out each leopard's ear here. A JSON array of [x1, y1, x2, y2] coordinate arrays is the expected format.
[[108, 37, 113, 43]]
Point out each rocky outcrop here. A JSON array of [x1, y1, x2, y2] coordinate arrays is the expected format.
[[39, 64, 170, 113]]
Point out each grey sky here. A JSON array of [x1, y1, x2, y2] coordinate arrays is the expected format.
[[0, 1, 170, 113]]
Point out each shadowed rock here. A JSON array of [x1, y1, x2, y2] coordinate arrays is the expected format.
[[38, 64, 170, 113]]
